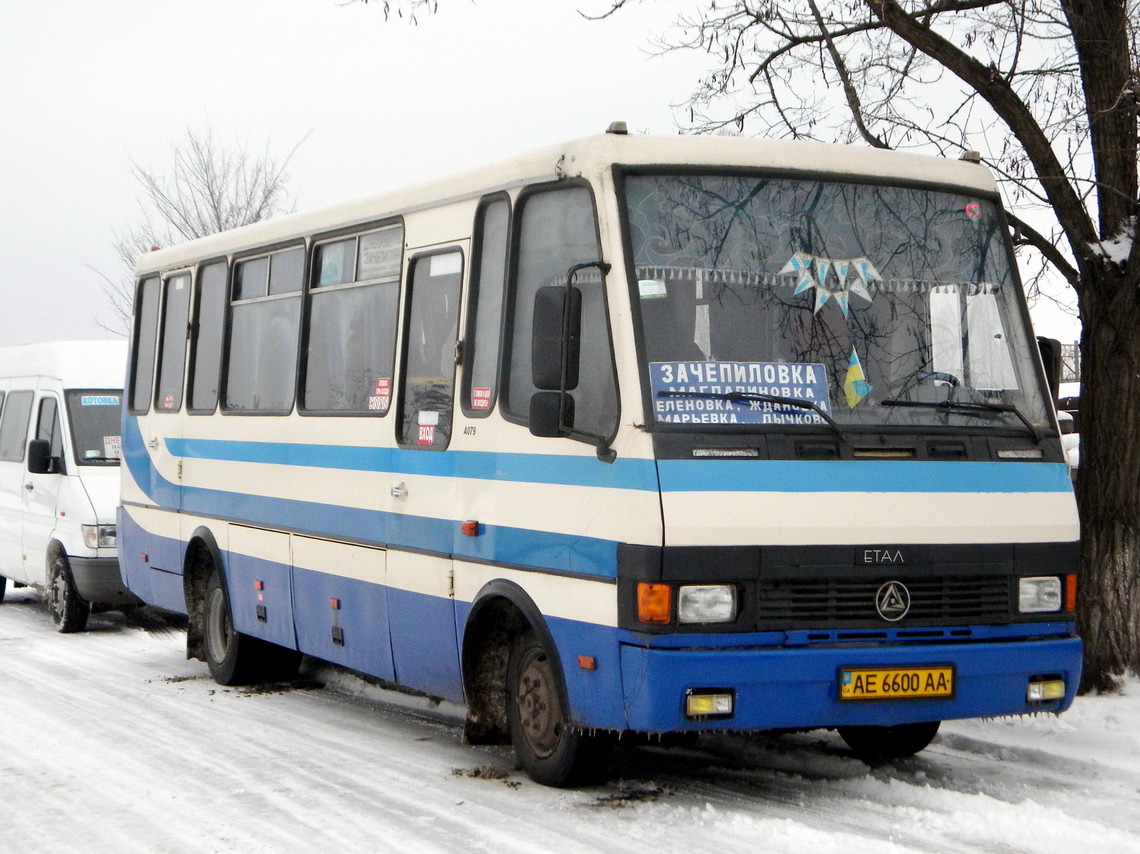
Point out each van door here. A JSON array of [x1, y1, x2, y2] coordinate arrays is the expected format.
[[22, 393, 65, 581], [0, 389, 36, 583]]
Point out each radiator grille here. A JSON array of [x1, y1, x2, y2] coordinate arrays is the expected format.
[[756, 575, 1010, 626]]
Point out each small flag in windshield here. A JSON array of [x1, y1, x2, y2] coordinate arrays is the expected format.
[[845, 348, 873, 408]]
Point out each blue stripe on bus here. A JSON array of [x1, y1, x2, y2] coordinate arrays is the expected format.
[[163, 436, 1070, 494], [657, 458, 1073, 493], [123, 420, 621, 578], [165, 436, 660, 491]]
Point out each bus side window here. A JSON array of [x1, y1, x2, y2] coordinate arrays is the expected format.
[[504, 184, 618, 440], [398, 251, 463, 450], [0, 391, 34, 462], [35, 397, 63, 468], [224, 247, 303, 413], [188, 261, 228, 413], [155, 273, 192, 412], [463, 196, 509, 417], [129, 277, 161, 414], [303, 225, 403, 414]]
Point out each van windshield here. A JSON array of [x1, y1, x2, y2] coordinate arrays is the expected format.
[[65, 391, 122, 465], [623, 172, 1050, 433]]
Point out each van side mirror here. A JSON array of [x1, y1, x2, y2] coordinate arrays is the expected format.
[[532, 285, 581, 391], [27, 438, 59, 475]]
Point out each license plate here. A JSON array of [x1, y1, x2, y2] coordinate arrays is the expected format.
[[839, 665, 954, 701]]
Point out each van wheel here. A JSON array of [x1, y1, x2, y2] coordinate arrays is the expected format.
[[48, 553, 90, 633], [203, 568, 300, 685], [838, 721, 941, 760], [506, 628, 611, 787]]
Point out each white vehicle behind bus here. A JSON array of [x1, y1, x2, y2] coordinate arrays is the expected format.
[[0, 340, 139, 630]]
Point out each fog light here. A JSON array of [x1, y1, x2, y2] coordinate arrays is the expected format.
[[678, 585, 737, 624], [1019, 576, 1062, 613], [1027, 679, 1066, 702], [685, 690, 734, 719]]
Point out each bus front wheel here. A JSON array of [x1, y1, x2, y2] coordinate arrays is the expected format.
[[506, 628, 610, 787], [838, 720, 941, 761], [48, 553, 90, 633]]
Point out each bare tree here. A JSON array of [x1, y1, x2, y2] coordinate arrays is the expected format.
[[591, 0, 1137, 690], [101, 126, 303, 333]]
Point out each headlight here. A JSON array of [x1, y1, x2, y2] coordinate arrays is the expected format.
[[1019, 576, 1062, 613], [678, 585, 737, 624], [82, 524, 117, 549]]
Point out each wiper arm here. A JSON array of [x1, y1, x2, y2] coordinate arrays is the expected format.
[[657, 390, 846, 441], [880, 398, 1042, 443]]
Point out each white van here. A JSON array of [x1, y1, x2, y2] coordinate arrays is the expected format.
[[0, 340, 139, 631]]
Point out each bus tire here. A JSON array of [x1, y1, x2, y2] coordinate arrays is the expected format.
[[48, 553, 90, 633], [0, 574, 6, 604], [506, 628, 611, 787], [838, 720, 941, 761], [203, 568, 301, 685]]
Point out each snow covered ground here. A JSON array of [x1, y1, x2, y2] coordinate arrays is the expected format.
[[2, 586, 1138, 854]]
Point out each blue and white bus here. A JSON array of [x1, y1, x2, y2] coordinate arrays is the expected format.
[[120, 126, 1081, 786]]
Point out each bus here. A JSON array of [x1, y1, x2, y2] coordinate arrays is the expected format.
[[119, 125, 1081, 786], [0, 341, 136, 631]]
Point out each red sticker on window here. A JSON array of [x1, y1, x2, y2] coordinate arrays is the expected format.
[[471, 388, 491, 409]]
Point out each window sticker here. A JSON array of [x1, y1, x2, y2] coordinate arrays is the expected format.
[[417, 409, 439, 445], [638, 279, 667, 299], [651, 361, 830, 425], [844, 348, 874, 408], [471, 387, 492, 410], [103, 435, 122, 459], [357, 229, 402, 281], [780, 252, 880, 317], [369, 378, 391, 412], [81, 395, 120, 406]]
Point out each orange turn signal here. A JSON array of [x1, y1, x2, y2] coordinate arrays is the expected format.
[[637, 583, 672, 625], [1065, 574, 1078, 612]]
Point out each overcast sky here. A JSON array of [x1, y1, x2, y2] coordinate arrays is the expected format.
[[0, 0, 1079, 347]]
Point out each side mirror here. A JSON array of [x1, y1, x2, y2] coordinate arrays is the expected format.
[[27, 438, 58, 475], [532, 286, 581, 391], [1037, 336, 1062, 402], [529, 392, 575, 437]]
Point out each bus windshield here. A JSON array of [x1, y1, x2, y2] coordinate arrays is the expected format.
[[623, 172, 1050, 433], [65, 390, 122, 465]]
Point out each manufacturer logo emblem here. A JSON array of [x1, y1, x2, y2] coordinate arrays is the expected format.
[[875, 580, 911, 622]]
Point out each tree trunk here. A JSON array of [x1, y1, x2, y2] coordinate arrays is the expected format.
[[1076, 264, 1140, 691]]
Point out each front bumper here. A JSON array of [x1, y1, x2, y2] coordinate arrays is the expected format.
[[619, 634, 1082, 732], [69, 556, 143, 607]]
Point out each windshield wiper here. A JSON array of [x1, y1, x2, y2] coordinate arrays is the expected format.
[[880, 398, 1042, 443], [657, 390, 846, 441]]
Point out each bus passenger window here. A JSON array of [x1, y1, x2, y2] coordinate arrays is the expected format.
[[129, 277, 161, 414], [224, 248, 303, 413], [188, 262, 227, 413], [0, 390, 34, 462], [399, 251, 463, 449], [464, 196, 509, 417], [304, 225, 403, 413], [155, 273, 191, 412]]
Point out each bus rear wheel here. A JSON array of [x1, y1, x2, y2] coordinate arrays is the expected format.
[[838, 720, 941, 761], [203, 568, 300, 685], [506, 628, 610, 787], [48, 553, 90, 633]]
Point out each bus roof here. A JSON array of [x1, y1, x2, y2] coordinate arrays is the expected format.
[[135, 130, 1000, 276], [0, 340, 127, 388]]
